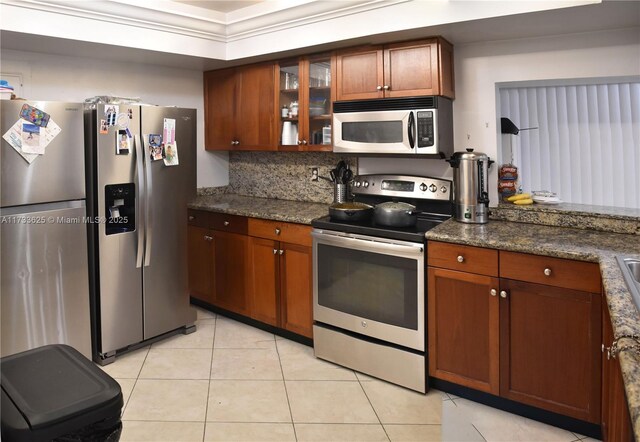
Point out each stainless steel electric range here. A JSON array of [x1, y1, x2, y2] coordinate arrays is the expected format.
[[311, 174, 453, 393]]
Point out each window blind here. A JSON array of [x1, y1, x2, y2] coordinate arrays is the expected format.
[[499, 82, 640, 209]]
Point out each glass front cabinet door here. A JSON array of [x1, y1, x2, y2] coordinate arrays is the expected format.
[[278, 54, 334, 151]]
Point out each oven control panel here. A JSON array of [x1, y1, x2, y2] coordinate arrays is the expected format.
[[351, 174, 452, 201]]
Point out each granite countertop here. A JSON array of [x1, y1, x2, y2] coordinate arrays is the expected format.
[[189, 194, 330, 225], [426, 219, 640, 437]]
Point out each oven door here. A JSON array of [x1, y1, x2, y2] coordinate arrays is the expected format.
[[332, 110, 415, 154], [312, 229, 424, 351]]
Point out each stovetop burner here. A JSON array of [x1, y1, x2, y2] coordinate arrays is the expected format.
[[312, 213, 449, 243], [312, 174, 454, 243]]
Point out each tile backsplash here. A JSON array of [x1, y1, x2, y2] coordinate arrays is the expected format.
[[220, 151, 357, 204]]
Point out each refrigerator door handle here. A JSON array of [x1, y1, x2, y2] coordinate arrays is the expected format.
[[144, 136, 153, 267], [134, 135, 145, 269]]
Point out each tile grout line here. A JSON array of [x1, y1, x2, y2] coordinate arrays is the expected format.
[[201, 315, 218, 442], [356, 377, 391, 442], [120, 346, 151, 420], [471, 423, 488, 442], [274, 338, 298, 442]]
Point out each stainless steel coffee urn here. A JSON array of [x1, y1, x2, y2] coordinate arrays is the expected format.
[[447, 149, 494, 224]]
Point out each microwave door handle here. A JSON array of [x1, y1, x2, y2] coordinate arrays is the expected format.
[[408, 112, 415, 149]]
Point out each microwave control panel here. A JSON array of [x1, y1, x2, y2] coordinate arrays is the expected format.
[[416, 111, 434, 147]]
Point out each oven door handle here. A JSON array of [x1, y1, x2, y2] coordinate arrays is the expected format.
[[311, 231, 424, 256]]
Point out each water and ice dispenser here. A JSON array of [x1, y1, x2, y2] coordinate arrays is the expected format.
[[105, 183, 135, 235]]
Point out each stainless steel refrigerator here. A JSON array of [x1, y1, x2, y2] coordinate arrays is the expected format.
[[1, 101, 92, 358], [84, 104, 196, 364]]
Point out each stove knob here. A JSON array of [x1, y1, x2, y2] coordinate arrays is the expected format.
[[363, 181, 369, 188], [419, 183, 427, 192], [441, 186, 448, 193], [429, 184, 437, 192], [354, 181, 361, 188]]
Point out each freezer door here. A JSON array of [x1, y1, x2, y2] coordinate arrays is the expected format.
[[0, 201, 91, 358], [140, 106, 196, 339], [1, 101, 85, 207], [93, 105, 144, 354]]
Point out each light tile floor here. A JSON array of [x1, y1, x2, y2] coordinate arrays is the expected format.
[[99, 307, 600, 441]]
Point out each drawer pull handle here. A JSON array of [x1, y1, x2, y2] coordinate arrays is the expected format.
[[376, 85, 383, 91], [490, 289, 497, 297], [224, 221, 230, 226], [188, 215, 194, 221], [457, 255, 464, 263], [500, 290, 508, 299], [544, 268, 552, 276], [275, 228, 281, 235]]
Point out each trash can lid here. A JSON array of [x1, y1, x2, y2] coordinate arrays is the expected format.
[[1, 344, 122, 431]]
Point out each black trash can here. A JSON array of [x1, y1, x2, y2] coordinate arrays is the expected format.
[[1, 344, 123, 442]]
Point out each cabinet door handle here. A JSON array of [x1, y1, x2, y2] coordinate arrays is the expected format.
[[297, 140, 302, 145], [490, 289, 497, 297], [204, 235, 212, 241], [376, 85, 383, 91], [224, 221, 230, 226], [230, 141, 236, 145], [302, 140, 307, 145], [383, 85, 390, 90], [188, 215, 194, 221], [273, 249, 278, 255], [279, 249, 284, 255], [544, 268, 552, 276], [275, 228, 281, 235], [457, 255, 464, 263], [500, 290, 508, 299]]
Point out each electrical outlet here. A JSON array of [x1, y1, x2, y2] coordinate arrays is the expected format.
[[310, 167, 319, 182]]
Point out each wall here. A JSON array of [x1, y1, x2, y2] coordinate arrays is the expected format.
[[0, 48, 227, 188], [360, 27, 640, 205]]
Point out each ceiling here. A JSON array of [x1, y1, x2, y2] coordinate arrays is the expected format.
[[0, 0, 638, 70], [172, 0, 262, 14]]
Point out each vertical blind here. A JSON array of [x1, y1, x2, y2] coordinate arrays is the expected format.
[[499, 82, 640, 209]]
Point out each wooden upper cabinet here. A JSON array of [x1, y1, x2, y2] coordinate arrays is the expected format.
[[204, 63, 277, 150], [335, 47, 384, 100], [277, 54, 335, 151], [336, 38, 454, 101], [236, 64, 277, 150], [204, 68, 237, 150]]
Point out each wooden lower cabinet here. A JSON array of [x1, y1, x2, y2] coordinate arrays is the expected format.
[[499, 279, 601, 423], [428, 267, 500, 394], [248, 235, 313, 339], [601, 300, 634, 441], [428, 243, 605, 426], [188, 210, 312, 339], [187, 225, 213, 303], [211, 231, 249, 315], [279, 242, 313, 338], [248, 237, 279, 326]]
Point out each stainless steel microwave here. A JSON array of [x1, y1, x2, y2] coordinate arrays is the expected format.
[[332, 96, 453, 157]]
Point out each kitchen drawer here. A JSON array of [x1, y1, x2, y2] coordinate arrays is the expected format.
[[248, 218, 312, 247], [499, 251, 601, 293], [428, 241, 499, 277], [210, 213, 248, 234], [187, 209, 210, 228]]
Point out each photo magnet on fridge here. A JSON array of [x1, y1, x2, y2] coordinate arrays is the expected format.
[[163, 141, 179, 166], [100, 119, 108, 134], [116, 129, 130, 155], [148, 133, 164, 161], [104, 105, 119, 126], [19, 104, 50, 127]]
